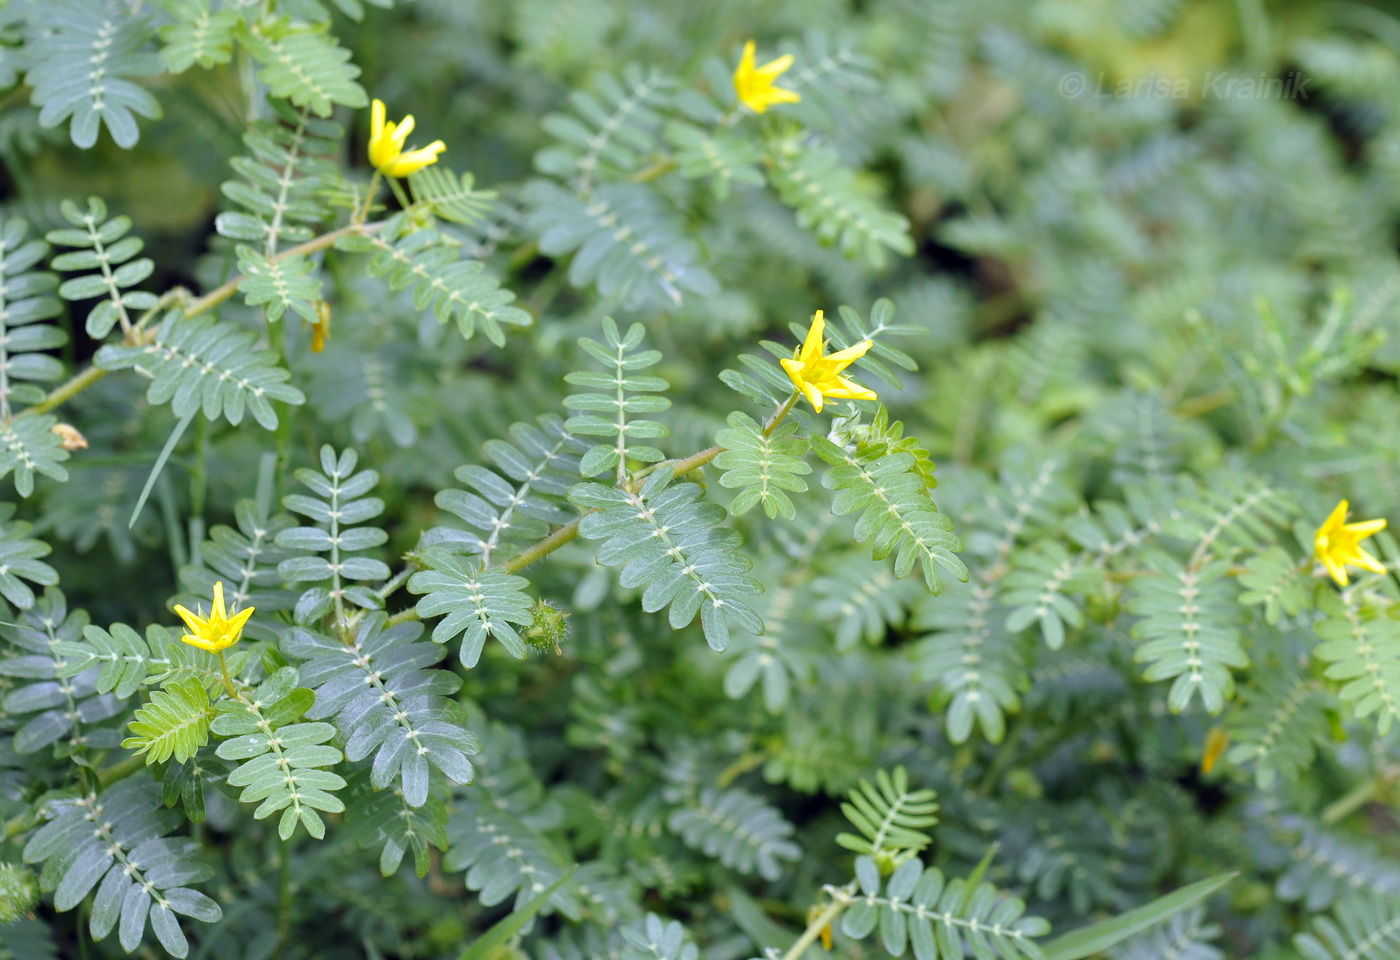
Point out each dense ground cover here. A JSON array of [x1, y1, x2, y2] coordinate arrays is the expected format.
[[5, 1, 1400, 958]]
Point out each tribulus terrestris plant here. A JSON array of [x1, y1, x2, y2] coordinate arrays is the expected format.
[[4, 2, 1400, 959]]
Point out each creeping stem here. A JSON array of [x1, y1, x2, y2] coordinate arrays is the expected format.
[[498, 390, 801, 575], [18, 222, 379, 420], [780, 884, 855, 960]]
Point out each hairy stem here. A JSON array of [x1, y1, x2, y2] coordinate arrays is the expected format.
[[217, 650, 238, 699], [20, 223, 374, 420], [495, 391, 803, 574], [780, 885, 854, 960]]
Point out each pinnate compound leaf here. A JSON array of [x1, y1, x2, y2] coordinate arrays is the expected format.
[[96, 310, 305, 429]]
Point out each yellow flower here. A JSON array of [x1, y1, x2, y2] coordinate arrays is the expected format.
[[1314, 498, 1388, 587], [173, 582, 254, 653], [733, 40, 801, 114], [780, 310, 876, 413], [368, 99, 445, 178]]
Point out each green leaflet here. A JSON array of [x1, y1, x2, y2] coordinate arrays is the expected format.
[[158, 0, 239, 73], [122, 677, 211, 764], [236, 24, 367, 117], [211, 667, 346, 840], [276, 445, 390, 623], [409, 552, 534, 667], [1313, 590, 1400, 735], [835, 766, 939, 870], [841, 854, 1049, 960], [346, 218, 531, 346], [423, 415, 585, 566], [571, 468, 764, 652], [714, 411, 811, 520], [1128, 551, 1246, 715], [345, 772, 450, 877], [667, 787, 801, 881], [95, 310, 305, 429], [0, 213, 68, 495], [811, 433, 967, 594], [22, 777, 221, 957], [565, 317, 671, 478], [0, 587, 114, 755], [524, 181, 719, 309], [1237, 545, 1314, 625], [236, 248, 323, 323], [766, 140, 914, 269], [1224, 662, 1330, 789], [535, 65, 675, 193], [218, 99, 341, 254], [47, 196, 157, 339], [27, 2, 162, 148], [283, 614, 479, 806], [409, 165, 497, 225]]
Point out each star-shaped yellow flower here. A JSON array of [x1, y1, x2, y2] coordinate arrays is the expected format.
[[368, 99, 445, 178], [173, 582, 254, 653], [780, 310, 876, 413], [1314, 499, 1388, 587], [733, 40, 801, 114]]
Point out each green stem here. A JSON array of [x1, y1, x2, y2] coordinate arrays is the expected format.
[[631, 157, 677, 182], [385, 606, 421, 627], [780, 885, 854, 960], [18, 223, 374, 421], [356, 170, 383, 224], [1322, 778, 1382, 824], [632, 391, 799, 486], [376, 565, 416, 601], [494, 392, 804, 574], [386, 175, 411, 210], [499, 518, 585, 574], [216, 651, 238, 699]]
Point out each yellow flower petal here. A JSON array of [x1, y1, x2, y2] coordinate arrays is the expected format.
[[210, 581, 227, 622], [756, 53, 795, 80], [368, 101, 444, 178], [800, 310, 825, 363], [828, 377, 878, 400], [782, 311, 878, 412], [1315, 498, 1388, 587], [738, 41, 756, 78], [181, 633, 219, 652], [1356, 547, 1388, 574], [1325, 558, 1349, 587], [173, 581, 253, 654], [733, 39, 802, 114], [371, 99, 385, 142], [383, 141, 446, 178], [173, 603, 207, 637], [227, 605, 255, 636], [1346, 518, 1388, 537], [825, 339, 872, 365]]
